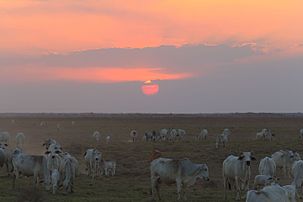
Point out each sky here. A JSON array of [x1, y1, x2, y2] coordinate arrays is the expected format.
[[0, 0, 303, 113]]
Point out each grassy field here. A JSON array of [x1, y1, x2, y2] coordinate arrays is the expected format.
[[0, 114, 302, 202]]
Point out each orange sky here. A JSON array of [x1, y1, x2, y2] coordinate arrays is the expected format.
[[1, 0, 303, 54]]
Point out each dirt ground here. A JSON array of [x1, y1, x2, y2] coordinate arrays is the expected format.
[[0, 114, 302, 202]]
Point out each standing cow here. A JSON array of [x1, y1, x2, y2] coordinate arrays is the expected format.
[[150, 157, 209, 201], [223, 152, 256, 201]]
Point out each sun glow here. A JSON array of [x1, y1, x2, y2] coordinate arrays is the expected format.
[[141, 80, 159, 96]]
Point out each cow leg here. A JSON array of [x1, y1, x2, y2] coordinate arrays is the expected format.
[[176, 178, 182, 200], [235, 177, 241, 200], [223, 177, 227, 201], [151, 176, 160, 201]]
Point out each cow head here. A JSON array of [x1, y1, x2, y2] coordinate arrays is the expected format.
[[238, 152, 256, 166], [198, 164, 210, 181]]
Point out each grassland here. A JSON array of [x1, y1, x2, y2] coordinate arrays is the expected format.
[[0, 114, 302, 202]]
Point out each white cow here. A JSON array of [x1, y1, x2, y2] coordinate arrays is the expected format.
[[42, 138, 57, 150], [16, 132, 25, 149], [259, 157, 276, 177], [150, 157, 209, 201], [0, 131, 10, 143], [0, 143, 12, 174], [159, 128, 169, 141], [246, 183, 296, 202], [130, 130, 138, 142], [101, 160, 116, 176], [62, 157, 75, 193], [299, 129, 303, 139], [51, 168, 60, 194], [84, 149, 102, 181], [176, 129, 186, 141], [106, 135, 111, 144], [12, 149, 50, 189], [216, 129, 230, 148], [272, 150, 300, 178], [198, 129, 208, 140], [223, 152, 256, 200], [256, 128, 268, 140], [60, 152, 79, 179], [253, 175, 275, 189], [92, 131, 101, 142], [291, 160, 303, 197]]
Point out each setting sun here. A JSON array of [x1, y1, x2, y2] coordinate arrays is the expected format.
[[141, 80, 159, 96]]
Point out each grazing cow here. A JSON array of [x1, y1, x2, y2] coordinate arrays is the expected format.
[[130, 130, 138, 142], [246, 183, 296, 202], [51, 169, 60, 194], [101, 160, 116, 176], [42, 138, 57, 150], [291, 160, 303, 197], [16, 132, 25, 149], [216, 129, 230, 149], [198, 129, 208, 140], [0, 131, 10, 143], [62, 157, 75, 193], [259, 157, 276, 177], [150, 157, 209, 201], [84, 149, 102, 181], [299, 128, 303, 139], [92, 131, 101, 142], [272, 150, 300, 178], [12, 149, 50, 189], [223, 152, 256, 200], [253, 175, 275, 189]]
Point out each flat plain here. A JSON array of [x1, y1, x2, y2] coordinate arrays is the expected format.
[[0, 114, 302, 202]]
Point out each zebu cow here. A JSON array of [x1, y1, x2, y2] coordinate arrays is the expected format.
[[0, 131, 10, 143], [150, 158, 209, 201], [42, 138, 57, 150], [216, 129, 231, 149], [253, 175, 275, 189], [101, 160, 116, 176], [106, 135, 111, 144], [84, 149, 102, 182], [259, 157, 276, 177], [0, 143, 12, 174], [272, 150, 300, 178], [12, 149, 50, 189], [176, 129, 186, 141], [223, 152, 256, 200], [256, 128, 268, 140], [60, 152, 79, 179], [159, 128, 169, 141], [198, 129, 208, 140], [130, 130, 138, 142], [246, 183, 296, 202], [16, 132, 25, 149], [62, 157, 75, 193], [92, 131, 101, 142], [291, 160, 303, 197]]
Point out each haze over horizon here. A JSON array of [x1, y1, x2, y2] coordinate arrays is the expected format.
[[1, 1, 303, 113]]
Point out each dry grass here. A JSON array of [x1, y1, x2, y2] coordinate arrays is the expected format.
[[0, 115, 302, 201]]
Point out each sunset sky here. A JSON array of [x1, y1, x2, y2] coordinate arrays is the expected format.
[[1, 0, 303, 113]]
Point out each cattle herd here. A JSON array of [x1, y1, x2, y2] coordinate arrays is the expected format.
[[1, 119, 303, 201]]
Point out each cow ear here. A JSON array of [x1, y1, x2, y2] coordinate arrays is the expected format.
[[45, 151, 50, 154], [42, 143, 46, 146], [251, 156, 256, 161], [238, 156, 244, 160], [84, 152, 87, 157], [55, 150, 61, 154], [4, 144, 8, 147]]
